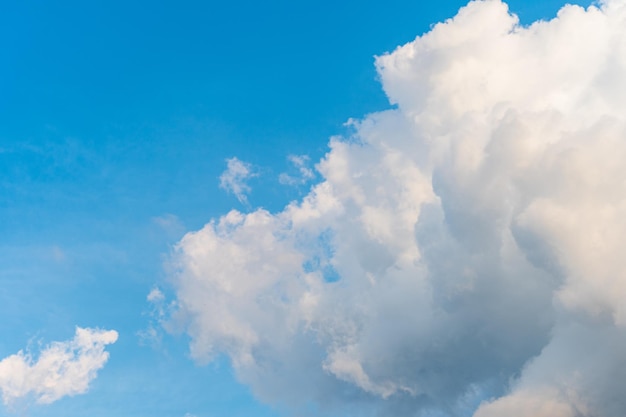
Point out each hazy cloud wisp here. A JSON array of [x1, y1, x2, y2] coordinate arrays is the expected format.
[[219, 157, 255, 204], [279, 155, 315, 186]]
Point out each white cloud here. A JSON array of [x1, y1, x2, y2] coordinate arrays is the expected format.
[[0, 327, 118, 406], [166, 1, 626, 416], [219, 157, 256, 204], [279, 155, 315, 186]]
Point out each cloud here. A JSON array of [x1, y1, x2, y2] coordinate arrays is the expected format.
[[279, 155, 315, 186], [138, 288, 170, 347], [219, 157, 256, 204], [147, 287, 165, 303], [166, 1, 626, 416], [0, 327, 118, 406]]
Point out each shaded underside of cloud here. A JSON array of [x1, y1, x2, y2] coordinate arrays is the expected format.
[[0, 327, 118, 406], [166, 1, 626, 416]]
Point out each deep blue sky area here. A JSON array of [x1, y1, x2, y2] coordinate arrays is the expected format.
[[0, 1, 591, 416], [0, 0, 589, 228]]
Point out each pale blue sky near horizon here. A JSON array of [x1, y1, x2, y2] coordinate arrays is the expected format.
[[0, 0, 591, 416]]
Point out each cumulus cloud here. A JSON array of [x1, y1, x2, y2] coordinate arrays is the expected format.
[[219, 157, 256, 204], [166, 1, 626, 416], [0, 327, 118, 406]]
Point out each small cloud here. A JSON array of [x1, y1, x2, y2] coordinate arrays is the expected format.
[[147, 287, 165, 303], [138, 287, 171, 348], [219, 157, 256, 204], [279, 154, 315, 186], [0, 327, 118, 406]]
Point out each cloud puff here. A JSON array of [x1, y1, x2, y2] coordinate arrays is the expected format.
[[0, 327, 118, 406], [167, 1, 626, 416], [219, 157, 256, 204]]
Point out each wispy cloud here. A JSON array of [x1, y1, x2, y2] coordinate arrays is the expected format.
[[0, 327, 118, 406], [219, 157, 256, 204], [279, 155, 315, 186], [138, 287, 170, 348]]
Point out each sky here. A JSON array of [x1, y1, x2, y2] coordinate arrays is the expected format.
[[9, 0, 626, 416]]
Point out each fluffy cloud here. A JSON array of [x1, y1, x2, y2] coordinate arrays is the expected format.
[[219, 157, 256, 204], [0, 327, 118, 406], [167, 1, 626, 416]]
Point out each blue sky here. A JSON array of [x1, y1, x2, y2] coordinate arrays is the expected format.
[[0, 1, 600, 416]]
